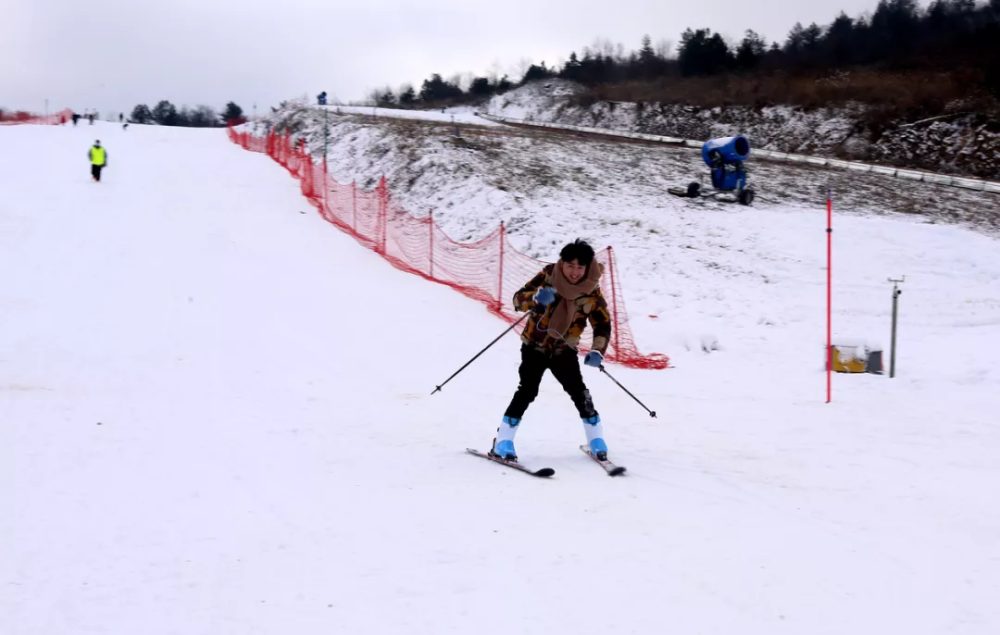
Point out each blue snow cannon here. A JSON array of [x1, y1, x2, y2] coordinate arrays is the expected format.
[[702, 135, 750, 167], [672, 135, 755, 205]]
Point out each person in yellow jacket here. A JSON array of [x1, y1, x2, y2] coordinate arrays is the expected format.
[[88, 140, 108, 182]]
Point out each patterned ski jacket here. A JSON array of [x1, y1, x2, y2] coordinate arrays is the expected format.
[[513, 264, 612, 355]]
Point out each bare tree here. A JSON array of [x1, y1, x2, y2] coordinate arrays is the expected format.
[[447, 72, 473, 93], [593, 38, 616, 59], [488, 59, 504, 84], [656, 38, 674, 60], [189, 105, 218, 127]]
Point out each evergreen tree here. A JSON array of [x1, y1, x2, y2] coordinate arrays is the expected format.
[[784, 22, 807, 55], [376, 88, 397, 108], [152, 100, 178, 126], [521, 62, 554, 83], [221, 102, 244, 125], [679, 29, 733, 76], [562, 52, 583, 82], [637, 35, 659, 78], [824, 13, 857, 66], [398, 85, 417, 106], [495, 75, 514, 93], [735, 30, 768, 70], [469, 77, 494, 96], [130, 104, 153, 124], [419, 74, 463, 102]]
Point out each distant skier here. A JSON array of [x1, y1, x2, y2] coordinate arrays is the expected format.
[[490, 239, 613, 462], [88, 140, 107, 182]]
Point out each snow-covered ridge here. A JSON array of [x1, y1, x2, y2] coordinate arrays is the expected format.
[[478, 111, 1000, 194], [483, 80, 1000, 181]]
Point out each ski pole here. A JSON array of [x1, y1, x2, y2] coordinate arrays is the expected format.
[[545, 326, 658, 418], [599, 365, 657, 418], [431, 311, 531, 395]]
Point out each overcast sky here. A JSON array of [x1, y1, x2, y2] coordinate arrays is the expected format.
[[2, 0, 917, 118]]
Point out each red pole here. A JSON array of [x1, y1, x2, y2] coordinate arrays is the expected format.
[[379, 177, 388, 255], [827, 189, 833, 404], [429, 209, 435, 279], [607, 246, 620, 359]]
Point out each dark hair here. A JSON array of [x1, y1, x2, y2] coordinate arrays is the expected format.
[[559, 239, 595, 266]]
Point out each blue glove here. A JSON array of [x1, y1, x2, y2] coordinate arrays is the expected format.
[[534, 287, 556, 306], [584, 351, 604, 368]]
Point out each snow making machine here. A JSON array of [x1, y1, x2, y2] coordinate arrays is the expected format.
[[670, 135, 756, 205]]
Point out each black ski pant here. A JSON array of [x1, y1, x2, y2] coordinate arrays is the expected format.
[[91, 165, 103, 181], [504, 344, 598, 420]]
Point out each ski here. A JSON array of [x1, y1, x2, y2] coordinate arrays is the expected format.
[[580, 445, 627, 476], [466, 448, 555, 478]]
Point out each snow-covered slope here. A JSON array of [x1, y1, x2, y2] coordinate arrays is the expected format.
[[483, 80, 1000, 180], [2, 121, 1000, 634], [256, 104, 999, 360]]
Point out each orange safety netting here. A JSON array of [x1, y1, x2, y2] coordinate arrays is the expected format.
[[0, 109, 74, 126], [228, 126, 669, 369]]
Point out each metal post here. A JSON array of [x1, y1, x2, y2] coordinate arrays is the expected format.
[[889, 277, 905, 378], [826, 189, 833, 403]]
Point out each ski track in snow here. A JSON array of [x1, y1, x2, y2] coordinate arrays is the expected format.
[[1, 121, 999, 634]]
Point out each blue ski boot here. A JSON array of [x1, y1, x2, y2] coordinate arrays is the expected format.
[[490, 416, 521, 461], [491, 439, 517, 461], [583, 415, 608, 461]]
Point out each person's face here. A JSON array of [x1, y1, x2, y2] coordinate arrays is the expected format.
[[562, 259, 586, 284]]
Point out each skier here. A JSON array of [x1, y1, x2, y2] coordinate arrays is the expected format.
[[88, 140, 107, 182], [490, 239, 613, 462]]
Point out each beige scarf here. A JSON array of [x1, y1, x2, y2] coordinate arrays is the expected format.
[[548, 259, 604, 338]]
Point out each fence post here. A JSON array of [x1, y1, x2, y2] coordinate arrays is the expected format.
[[379, 176, 388, 255], [607, 246, 620, 358], [323, 154, 330, 216], [429, 209, 435, 279], [352, 181, 357, 233], [497, 222, 506, 314]]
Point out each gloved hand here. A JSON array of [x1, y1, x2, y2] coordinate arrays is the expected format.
[[584, 351, 604, 368], [534, 287, 556, 306]]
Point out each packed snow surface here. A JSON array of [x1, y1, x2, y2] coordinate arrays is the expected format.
[[2, 121, 999, 634]]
